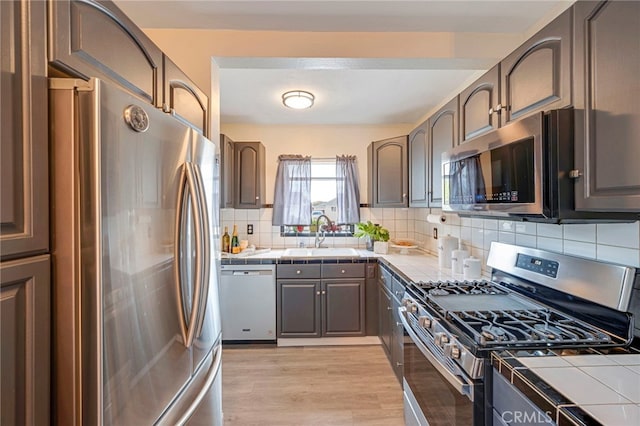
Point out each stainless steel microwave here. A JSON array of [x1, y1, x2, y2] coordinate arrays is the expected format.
[[442, 109, 636, 222]]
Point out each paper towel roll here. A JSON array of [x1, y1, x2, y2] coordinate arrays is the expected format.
[[427, 214, 447, 224]]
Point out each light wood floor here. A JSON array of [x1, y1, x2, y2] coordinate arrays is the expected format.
[[221, 344, 405, 425]]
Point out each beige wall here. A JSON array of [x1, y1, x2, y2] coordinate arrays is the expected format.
[[220, 123, 412, 204]]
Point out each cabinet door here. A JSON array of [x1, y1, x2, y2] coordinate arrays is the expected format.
[[391, 297, 404, 384], [277, 280, 321, 337], [573, 0, 640, 211], [234, 142, 266, 209], [163, 55, 209, 137], [49, 0, 163, 107], [322, 279, 365, 336], [408, 120, 429, 207], [364, 263, 379, 336], [501, 7, 571, 125], [1, 0, 48, 260], [459, 65, 500, 143], [378, 285, 392, 359], [1, 255, 50, 426], [368, 135, 409, 207], [220, 134, 235, 208], [428, 97, 459, 207]]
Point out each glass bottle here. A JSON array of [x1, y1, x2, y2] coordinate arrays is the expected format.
[[222, 226, 230, 253], [231, 224, 240, 254]]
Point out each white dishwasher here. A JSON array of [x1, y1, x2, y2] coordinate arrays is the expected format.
[[220, 264, 276, 342]]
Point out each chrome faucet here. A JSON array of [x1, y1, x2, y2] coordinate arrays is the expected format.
[[314, 214, 332, 248]]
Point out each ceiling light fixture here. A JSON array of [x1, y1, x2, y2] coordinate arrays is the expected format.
[[282, 90, 315, 109]]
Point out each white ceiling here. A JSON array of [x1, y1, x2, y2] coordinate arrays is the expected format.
[[115, 0, 573, 126]]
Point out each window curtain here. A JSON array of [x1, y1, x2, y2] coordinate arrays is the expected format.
[[272, 155, 312, 226], [336, 155, 360, 224], [450, 155, 486, 204]]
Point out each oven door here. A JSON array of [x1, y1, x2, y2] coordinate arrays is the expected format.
[[400, 307, 483, 426]]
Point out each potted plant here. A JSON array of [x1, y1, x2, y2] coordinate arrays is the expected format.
[[354, 221, 390, 252]]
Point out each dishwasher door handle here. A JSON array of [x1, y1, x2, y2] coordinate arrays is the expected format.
[[233, 271, 260, 276]]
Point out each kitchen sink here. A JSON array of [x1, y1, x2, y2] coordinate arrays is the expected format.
[[281, 247, 360, 258]]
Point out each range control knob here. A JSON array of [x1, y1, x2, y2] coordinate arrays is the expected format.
[[451, 345, 461, 359], [444, 342, 462, 359], [418, 316, 432, 328], [435, 332, 449, 346]]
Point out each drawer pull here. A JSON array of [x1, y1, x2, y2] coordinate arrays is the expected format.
[[296, 270, 301, 274], [341, 269, 346, 274]]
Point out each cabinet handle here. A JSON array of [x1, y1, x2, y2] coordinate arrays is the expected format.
[[296, 270, 301, 274], [256, 196, 260, 200], [396, 322, 403, 327], [569, 169, 583, 179], [387, 307, 393, 311], [316, 291, 320, 295], [341, 269, 346, 274], [396, 362, 403, 367], [322, 290, 326, 295]]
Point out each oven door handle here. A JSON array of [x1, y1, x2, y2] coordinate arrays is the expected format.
[[399, 307, 474, 401]]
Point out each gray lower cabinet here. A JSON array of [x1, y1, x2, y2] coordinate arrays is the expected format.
[[0, 255, 50, 426], [277, 279, 322, 337], [1, 0, 48, 260], [500, 6, 572, 125], [378, 265, 403, 385], [49, 0, 163, 107], [459, 64, 501, 143], [163, 55, 209, 137], [368, 135, 409, 207], [573, 0, 640, 212], [277, 263, 366, 338], [408, 119, 429, 207], [234, 141, 266, 209], [428, 97, 459, 207]]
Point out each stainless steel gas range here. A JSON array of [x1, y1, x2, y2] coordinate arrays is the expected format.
[[400, 242, 640, 426]]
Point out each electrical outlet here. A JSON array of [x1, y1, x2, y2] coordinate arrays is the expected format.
[[247, 224, 254, 235], [433, 227, 438, 239]]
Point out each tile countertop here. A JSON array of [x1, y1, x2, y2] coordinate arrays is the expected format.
[[221, 247, 476, 282], [493, 351, 640, 426]]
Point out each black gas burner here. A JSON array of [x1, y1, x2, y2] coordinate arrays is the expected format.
[[412, 279, 505, 298], [451, 308, 613, 347]]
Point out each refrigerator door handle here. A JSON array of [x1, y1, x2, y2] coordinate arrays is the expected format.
[[192, 164, 211, 338], [174, 344, 222, 426], [174, 162, 204, 348]]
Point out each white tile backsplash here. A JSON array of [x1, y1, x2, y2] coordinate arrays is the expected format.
[[564, 240, 597, 259], [564, 223, 596, 243], [220, 209, 640, 270], [597, 222, 640, 249]]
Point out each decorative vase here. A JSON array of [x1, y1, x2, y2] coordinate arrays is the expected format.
[[365, 236, 374, 251], [374, 241, 389, 254]]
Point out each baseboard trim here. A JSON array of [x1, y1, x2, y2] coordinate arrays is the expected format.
[[277, 336, 381, 347]]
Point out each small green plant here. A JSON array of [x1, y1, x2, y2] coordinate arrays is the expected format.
[[354, 221, 390, 242]]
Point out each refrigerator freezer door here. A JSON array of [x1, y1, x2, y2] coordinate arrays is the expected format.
[[65, 78, 196, 425]]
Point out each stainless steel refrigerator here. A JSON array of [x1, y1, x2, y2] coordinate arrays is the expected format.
[[50, 77, 222, 425]]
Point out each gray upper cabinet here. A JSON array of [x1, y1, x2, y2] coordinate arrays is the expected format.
[[573, 0, 640, 212], [459, 64, 501, 143], [500, 7, 572, 125], [1, 255, 51, 426], [234, 141, 266, 209], [49, 0, 163, 107], [1, 0, 48, 260], [408, 119, 429, 207], [163, 55, 209, 137], [220, 134, 235, 209], [428, 97, 459, 207], [368, 135, 409, 207]]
